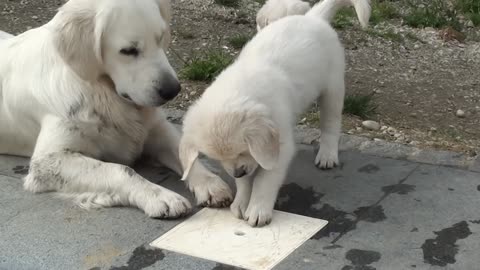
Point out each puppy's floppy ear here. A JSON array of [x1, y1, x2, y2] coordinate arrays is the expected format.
[[244, 111, 280, 170], [53, 3, 106, 78], [153, 0, 172, 48], [179, 137, 199, 181]]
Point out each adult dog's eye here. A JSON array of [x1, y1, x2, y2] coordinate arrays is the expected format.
[[120, 47, 139, 57]]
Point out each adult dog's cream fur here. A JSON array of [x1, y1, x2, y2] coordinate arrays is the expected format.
[[180, 0, 371, 226], [256, 0, 371, 31], [0, 0, 233, 218]]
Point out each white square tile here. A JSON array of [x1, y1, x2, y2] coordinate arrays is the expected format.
[[150, 208, 328, 270]]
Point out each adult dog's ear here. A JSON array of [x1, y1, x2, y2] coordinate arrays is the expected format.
[[154, 0, 172, 48], [244, 111, 280, 170], [53, 3, 106, 79], [179, 137, 199, 181]]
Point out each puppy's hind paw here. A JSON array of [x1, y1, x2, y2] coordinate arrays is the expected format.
[[314, 149, 339, 170], [188, 175, 233, 208]]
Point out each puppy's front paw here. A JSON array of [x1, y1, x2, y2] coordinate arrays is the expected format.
[[314, 147, 339, 169], [142, 188, 191, 218], [188, 175, 233, 208], [230, 194, 249, 219], [244, 203, 273, 227]]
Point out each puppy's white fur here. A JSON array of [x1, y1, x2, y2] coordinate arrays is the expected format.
[[256, 0, 311, 31], [180, 0, 371, 226], [256, 0, 371, 31], [0, 0, 232, 218]]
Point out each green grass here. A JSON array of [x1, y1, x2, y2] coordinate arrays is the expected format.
[[228, 34, 252, 49], [404, 0, 461, 30], [370, 1, 399, 25], [456, 0, 480, 26], [181, 51, 233, 82], [214, 0, 240, 7], [332, 7, 355, 29], [343, 93, 378, 119]]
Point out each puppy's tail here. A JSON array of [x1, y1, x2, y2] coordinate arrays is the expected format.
[[306, 0, 371, 29]]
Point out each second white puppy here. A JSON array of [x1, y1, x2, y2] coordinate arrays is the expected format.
[[256, 0, 371, 31], [180, 0, 371, 227], [256, 0, 311, 31]]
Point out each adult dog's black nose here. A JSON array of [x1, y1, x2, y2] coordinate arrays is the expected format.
[[157, 75, 181, 101], [234, 167, 247, 178]]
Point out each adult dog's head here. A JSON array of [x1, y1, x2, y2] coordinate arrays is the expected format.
[[53, 0, 180, 107], [179, 101, 280, 180]]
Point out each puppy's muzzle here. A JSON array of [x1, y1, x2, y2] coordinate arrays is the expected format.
[[233, 167, 247, 178], [156, 74, 181, 101]]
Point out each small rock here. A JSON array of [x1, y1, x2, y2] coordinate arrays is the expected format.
[[430, 127, 437, 132], [362, 120, 381, 131], [381, 125, 388, 131], [456, 109, 466, 118], [356, 127, 363, 131], [466, 20, 474, 28], [387, 127, 397, 136], [347, 129, 355, 135], [414, 44, 420, 49], [31, 15, 38, 19], [410, 141, 419, 146], [373, 138, 383, 142]]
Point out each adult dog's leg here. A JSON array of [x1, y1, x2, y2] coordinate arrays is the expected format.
[[230, 176, 253, 219], [24, 116, 191, 218], [315, 75, 345, 169], [244, 137, 296, 227], [144, 111, 233, 207]]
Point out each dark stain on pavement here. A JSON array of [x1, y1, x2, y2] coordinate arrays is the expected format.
[[110, 246, 165, 270], [470, 220, 480, 224], [12, 165, 29, 175], [212, 263, 245, 270], [324, 244, 343, 250], [342, 249, 381, 270], [421, 221, 472, 266], [358, 164, 380, 174], [382, 183, 416, 195], [354, 205, 386, 223], [275, 183, 356, 239], [477, 185, 480, 191]]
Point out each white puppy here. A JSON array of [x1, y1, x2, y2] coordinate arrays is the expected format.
[[256, 0, 311, 31], [0, 0, 233, 218], [256, 0, 371, 31], [179, 0, 371, 226], [0, 30, 13, 40]]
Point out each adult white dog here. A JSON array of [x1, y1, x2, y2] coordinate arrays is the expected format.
[[179, 0, 371, 226], [0, 0, 233, 218], [256, 0, 370, 31]]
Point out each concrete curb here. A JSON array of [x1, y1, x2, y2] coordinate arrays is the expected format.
[[164, 108, 480, 173]]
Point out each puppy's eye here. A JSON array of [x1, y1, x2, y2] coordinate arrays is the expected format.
[[120, 47, 139, 57]]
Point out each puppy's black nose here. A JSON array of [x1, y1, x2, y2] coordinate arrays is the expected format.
[[156, 75, 181, 101], [234, 167, 247, 178]]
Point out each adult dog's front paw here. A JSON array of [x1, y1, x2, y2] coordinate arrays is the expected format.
[[244, 203, 273, 227], [141, 188, 192, 218], [188, 174, 233, 208], [314, 147, 339, 169]]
